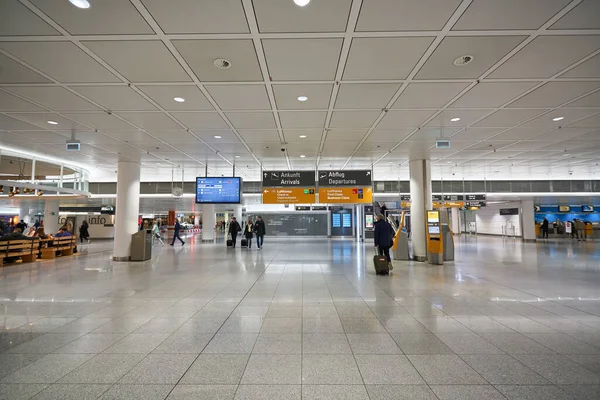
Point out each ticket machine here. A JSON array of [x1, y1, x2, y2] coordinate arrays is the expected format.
[[426, 210, 443, 265]]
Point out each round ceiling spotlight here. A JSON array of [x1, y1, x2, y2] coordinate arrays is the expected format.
[[173, 97, 185, 103], [552, 116, 564, 122], [299, 135, 307, 138], [297, 96, 308, 102], [294, 0, 311, 6], [235, 155, 240, 158], [214, 135, 222, 139], [300, 154, 306, 158], [213, 58, 232, 69], [47, 120, 58, 125], [453, 55, 474, 66], [69, 0, 91, 9], [450, 117, 461, 122]]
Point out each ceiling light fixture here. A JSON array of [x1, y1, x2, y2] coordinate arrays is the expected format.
[[297, 96, 308, 102], [300, 155, 306, 158], [454, 55, 474, 66], [173, 97, 185, 103], [450, 117, 461, 122], [69, 0, 91, 9], [214, 135, 222, 139], [552, 116, 564, 122], [299, 135, 307, 138], [47, 120, 58, 125], [294, 0, 311, 6], [235, 155, 240, 158], [562, 153, 570, 157]]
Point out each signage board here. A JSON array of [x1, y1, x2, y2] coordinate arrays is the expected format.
[[400, 195, 411, 201], [262, 188, 315, 204], [582, 205, 594, 212], [262, 170, 315, 187], [318, 187, 373, 203], [100, 205, 115, 215], [500, 208, 519, 215], [466, 194, 486, 201], [466, 200, 486, 207], [311, 206, 328, 211], [318, 170, 372, 187], [559, 205, 571, 212], [295, 206, 311, 211], [443, 194, 464, 201], [196, 177, 241, 204]]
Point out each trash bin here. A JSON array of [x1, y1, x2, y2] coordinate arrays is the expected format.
[[131, 229, 152, 261]]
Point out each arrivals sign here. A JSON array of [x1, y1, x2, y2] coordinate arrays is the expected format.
[[319, 187, 373, 204], [318, 170, 372, 187], [262, 170, 315, 187], [262, 188, 316, 204]]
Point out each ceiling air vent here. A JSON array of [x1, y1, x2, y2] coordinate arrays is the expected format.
[[214, 58, 232, 69], [453, 55, 474, 66]]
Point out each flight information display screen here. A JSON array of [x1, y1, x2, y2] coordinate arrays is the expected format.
[[195, 177, 241, 204]]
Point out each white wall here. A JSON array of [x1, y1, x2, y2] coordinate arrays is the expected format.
[[475, 202, 522, 236]]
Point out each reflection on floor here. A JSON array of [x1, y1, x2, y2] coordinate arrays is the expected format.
[[1, 235, 599, 399]]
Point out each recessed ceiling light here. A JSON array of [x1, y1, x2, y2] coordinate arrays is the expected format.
[[454, 55, 474, 66], [294, 0, 311, 6], [562, 153, 570, 157], [173, 97, 185, 103], [235, 155, 240, 158], [297, 96, 308, 102], [300, 155, 306, 158], [552, 116, 564, 122], [450, 117, 460, 122], [69, 0, 91, 9], [214, 135, 222, 139], [47, 120, 58, 125], [299, 135, 307, 138]]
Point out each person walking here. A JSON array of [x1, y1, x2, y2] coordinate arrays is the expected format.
[[254, 216, 266, 250], [244, 218, 254, 250], [170, 218, 185, 246], [228, 217, 241, 248], [374, 214, 394, 270], [542, 218, 549, 239], [152, 220, 164, 246], [79, 220, 90, 243]]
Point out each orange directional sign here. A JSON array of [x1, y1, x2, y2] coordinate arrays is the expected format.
[[318, 187, 373, 204], [262, 188, 316, 204]]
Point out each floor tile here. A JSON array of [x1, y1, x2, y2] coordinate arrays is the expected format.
[[91, 318, 150, 334], [98, 384, 174, 400], [365, 384, 438, 400], [526, 333, 600, 355], [59, 353, 145, 384], [51, 318, 114, 334], [391, 333, 453, 355], [478, 333, 556, 354], [355, 355, 424, 384], [430, 384, 507, 400], [267, 306, 303, 318], [260, 318, 302, 333], [175, 318, 224, 334], [203, 334, 258, 354], [0, 384, 48, 400], [302, 384, 369, 400], [30, 384, 111, 400], [0, 354, 44, 379], [559, 384, 600, 399], [416, 317, 472, 333], [302, 334, 352, 354], [303, 317, 345, 333], [453, 316, 517, 333], [133, 317, 189, 334], [1, 354, 94, 384], [6, 333, 84, 354], [180, 354, 249, 385], [380, 317, 431, 333], [252, 333, 301, 354], [167, 385, 237, 400], [496, 384, 574, 400], [54, 334, 125, 354], [341, 318, 387, 334], [234, 385, 301, 400], [302, 355, 363, 384], [240, 354, 301, 384], [218, 316, 264, 333], [346, 333, 402, 354], [152, 333, 212, 354], [565, 354, 600, 373], [461, 354, 549, 385], [493, 317, 557, 334], [118, 353, 196, 384], [435, 333, 505, 354], [407, 355, 487, 385], [514, 354, 600, 385], [102, 334, 169, 354]]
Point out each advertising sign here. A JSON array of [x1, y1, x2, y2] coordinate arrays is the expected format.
[[318, 170, 372, 187], [318, 187, 373, 203], [262, 170, 315, 187], [262, 188, 316, 204]]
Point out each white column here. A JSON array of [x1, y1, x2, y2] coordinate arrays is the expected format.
[[234, 205, 242, 223], [409, 159, 432, 262], [19, 206, 31, 225], [113, 161, 141, 261], [202, 204, 216, 242], [194, 215, 200, 226], [43, 200, 59, 234], [450, 208, 460, 235], [521, 198, 536, 241]]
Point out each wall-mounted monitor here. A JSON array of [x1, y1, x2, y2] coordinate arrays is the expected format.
[[559, 205, 570, 212], [195, 177, 241, 204], [582, 205, 594, 212]]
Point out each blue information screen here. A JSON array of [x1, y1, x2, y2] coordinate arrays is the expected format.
[[343, 213, 351, 228], [195, 177, 241, 204], [332, 214, 341, 228]]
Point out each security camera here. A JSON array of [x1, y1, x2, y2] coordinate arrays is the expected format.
[[280, 147, 286, 152]]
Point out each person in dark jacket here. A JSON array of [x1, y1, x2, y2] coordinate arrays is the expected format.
[[228, 217, 241, 248], [254, 216, 266, 250], [79, 220, 90, 243], [170, 218, 185, 246], [244, 218, 254, 250], [374, 214, 394, 270], [0, 228, 34, 241], [16, 220, 27, 232], [541, 218, 549, 239]]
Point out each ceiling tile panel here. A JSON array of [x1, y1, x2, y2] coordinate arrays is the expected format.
[[0, 42, 120, 83], [7, 112, 87, 130], [550, 0, 600, 29], [450, 127, 504, 141], [15, 131, 69, 144], [520, 109, 600, 129], [535, 127, 597, 141], [0, 54, 50, 84], [0, 0, 59, 36], [426, 109, 498, 128], [158, 130, 211, 143], [406, 127, 459, 142], [0, 90, 45, 112], [490, 36, 600, 78], [101, 130, 162, 144], [563, 90, 600, 108], [279, 111, 326, 129], [335, 83, 400, 109], [453, 0, 571, 30], [238, 130, 280, 143], [191, 130, 239, 143], [472, 109, 549, 128], [326, 129, 368, 142], [226, 112, 276, 129], [31, 0, 153, 35], [568, 114, 600, 128], [393, 82, 470, 109], [283, 129, 322, 142], [141, 0, 249, 34], [83, 40, 191, 83], [377, 110, 436, 129], [560, 54, 600, 78], [450, 82, 539, 108], [118, 112, 181, 130], [357, 0, 461, 31], [416, 36, 527, 79], [273, 84, 332, 110], [507, 81, 600, 108], [205, 85, 271, 110], [173, 39, 262, 82], [171, 112, 229, 129], [329, 110, 381, 128], [253, 0, 351, 33], [62, 112, 137, 130], [366, 129, 413, 143], [344, 37, 434, 80], [7, 86, 99, 111], [491, 127, 549, 141], [73, 86, 158, 111], [137, 85, 214, 111], [262, 39, 343, 81]]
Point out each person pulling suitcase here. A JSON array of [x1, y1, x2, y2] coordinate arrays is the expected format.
[[374, 213, 394, 272]]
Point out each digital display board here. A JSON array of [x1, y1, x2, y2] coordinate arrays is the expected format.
[[195, 177, 241, 204]]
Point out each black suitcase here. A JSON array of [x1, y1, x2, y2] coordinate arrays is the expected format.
[[241, 238, 248, 248], [373, 255, 389, 275], [226, 239, 233, 248]]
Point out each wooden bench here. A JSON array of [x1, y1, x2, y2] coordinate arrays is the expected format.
[[0, 238, 40, 265], [40, 236, 77, 259]]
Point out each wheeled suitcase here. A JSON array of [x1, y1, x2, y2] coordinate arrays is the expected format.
[[241, 238, 248, 248], [373, 255, 389, 275]]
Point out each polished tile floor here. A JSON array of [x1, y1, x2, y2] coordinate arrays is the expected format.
[[1, 235, 599, 399]]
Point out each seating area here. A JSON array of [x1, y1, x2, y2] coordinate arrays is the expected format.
[[0, 236, 77, 265]]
